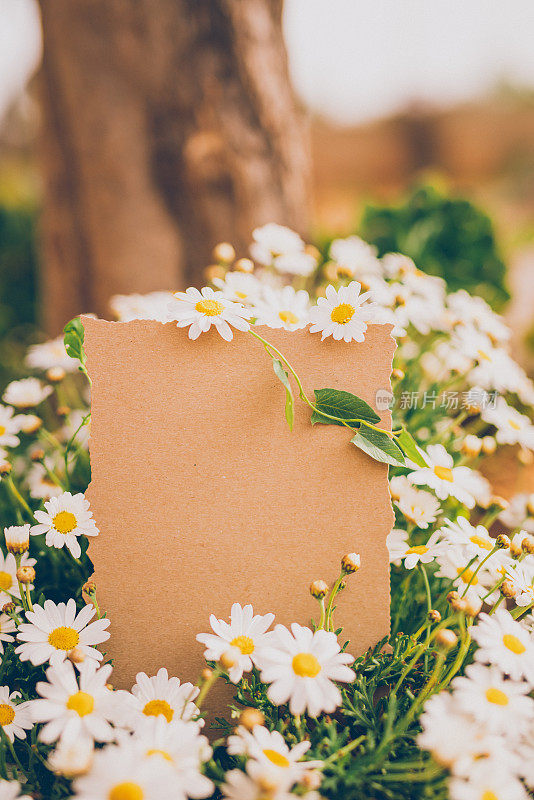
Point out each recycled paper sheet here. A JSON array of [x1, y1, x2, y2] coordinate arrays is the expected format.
[[83, 317, 395, 693]]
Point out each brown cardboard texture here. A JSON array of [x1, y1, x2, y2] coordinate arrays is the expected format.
[[83, 317, 396, 693]]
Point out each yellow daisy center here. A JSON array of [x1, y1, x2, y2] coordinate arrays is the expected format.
[[502, 634, 526, 654], [66, 691, 95, 717], [262, 749, 290, 768], [0, 704, 15, 726], [0, 426, 6, 436], [279, 310, 299, 325], [485, 687, 508, 706], [230, 635, 255, 655], [433, 465, 453, 482], [508, 418, 521, 431], [457, 568, 478, 585], [142, 699, 174, 722], [330, 303, 355, 325], [53, 510, 77, 534], [406, 545, 429, 555], [292, 652, 321, 678], [48, 626, 80, 651], [108, 783, 144, 800], [0, 572, 12, 592], [482, 793, 498, 800], [146, 748, 173, 762], [195, 299, 224, 316], [470, 535, 493, 552]]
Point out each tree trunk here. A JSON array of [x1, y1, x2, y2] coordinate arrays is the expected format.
[[37, 0, 310, 333]]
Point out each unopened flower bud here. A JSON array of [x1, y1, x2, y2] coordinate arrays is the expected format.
[[491, 496, 509, 512], [234, 258, 254, 274], [82, 581, 96, 597], [0, 462, 12, 476], [481, 436, 496, 455], [310, 580, 329, 599], [201, 668, 213, 682], [16, 565, 35, 584], [46, 367, 66, 383], [4, 524, 30, 555], [219, 646, 241, 670], [449, 596, 468, 614], [68, 647, 85, 664], [30, 448, 45, 462], [495, 534, 511, 550], [447, 591, 460, 605], [2, 602, 16, 615], [510, 541, 523, 559], [57, 406, 71, 417], [501, 580, 517, 599], [521, 535, 534, 556], [464, 596, 482, 617], [427, 610, 441, 623], [341, 553, 361, 574], [436, 629, 458, 651], [300, 770, 323, 790], [239, 707, 265, 731], [391, 368, 405, 381], [461, 435, 482, 458], [213, 242, 236, 264], [518, 448, 534, 466]]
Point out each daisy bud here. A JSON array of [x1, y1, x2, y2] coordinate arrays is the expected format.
[[57, 405, 71, 417], [341, 553, 361, 574], [501, 580, 517, 599], [82, 581, 96, 597], [495, 534, 511, 549], [491, 496, 509, 512], [450, 596, 468, 614], [446, 590, 460, 605], [526, 495, 534, 517], [521, 535, 534, 556], [427, 610, 441, 623], [46, 366, 66, 383], [30, 448, 45, 462], [4, 524, 30, 555], [461, 435, 482, 458], [201, 668, 213, 682], [300, 770, 323, 790], [212, 242, 236, 264], [435, 629, 458, 652], [68, 647, 85, 664], [234, 258, 254, 274], [16, 565, 35, 584], [0, 462, 12, 476], [464, 596, 482, 617], [392, 368, 405, 381], [239, 707, 265, 731], [510, 541, 523, 559], [518, 448, 534, 466], [219, 646, 241, 670], [2, 602, 15, 615], [310, 580, 329, 599], [481, 436, 496, 455]]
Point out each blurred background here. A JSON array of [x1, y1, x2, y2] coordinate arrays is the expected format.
[[0, 0, 533, 372]]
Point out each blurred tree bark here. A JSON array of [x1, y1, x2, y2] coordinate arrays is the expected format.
[[37, 0, 310, 332]]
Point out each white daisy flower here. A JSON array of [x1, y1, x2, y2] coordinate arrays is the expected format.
[[504, 563, 534, 607], [15, 413, 42, 435], [448, 770, 528, 800], [0, 780, 32, 800], [451, 664, 534, 736], [0, 405, 21, 449], [0, 612, 16, 654], [168, 287, 251, 342], [26, 462, 63, 500], [31, 491, 99, 559], [0, 686, 32, 743], [16, 598, 110, 667], [386, 529, 444, 569], [439, 517, 496, 560], [254, 623, 355, 717], [196, 603, 275, 683], [221, 769, 295, 800], [109, 291, 173, 322], [499, 494, 534, 535], [129, 667, 199, 724], [470, 608, 534, 683], [47, 736, 94, 777], [253, 286, 311, 331], [228, 724, 322, 787], [435, 549, 494, 601], [389, 475, 414, 501], [272, 251, 317, 277], [133, 716, 213, 799], [308, 282, 375, 343], [72, 738, 177, 800], [26, 336, 78, 373], [482, 397, 534, 450], [447, 290, 511, 343], [213, 273, 264, 305], [329, 236, 381, 278], [2, 378, 53, 409], [0, 551, 36, 605], [30, 659, 119, 747], [395, 487, 441, 529], [407, 444, 479, 508], [249, 223, 304, 265]]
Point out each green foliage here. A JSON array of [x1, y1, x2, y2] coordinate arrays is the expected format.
[[360, 184, 510, 309], [351, 422, 405, 467], [311, 388, 380, 426]]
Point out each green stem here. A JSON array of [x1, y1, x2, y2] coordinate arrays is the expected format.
[[4, 476, 33, 522], [460, 545, 499, 598], [324, 573, 344, 632]]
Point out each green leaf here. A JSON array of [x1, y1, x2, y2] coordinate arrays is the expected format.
[[272, 358, 294, 431], [351, 421, 406, 467], [311, 388, 380, 427], [395, 428, 428, 467], [63, 317, 86, 365]]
